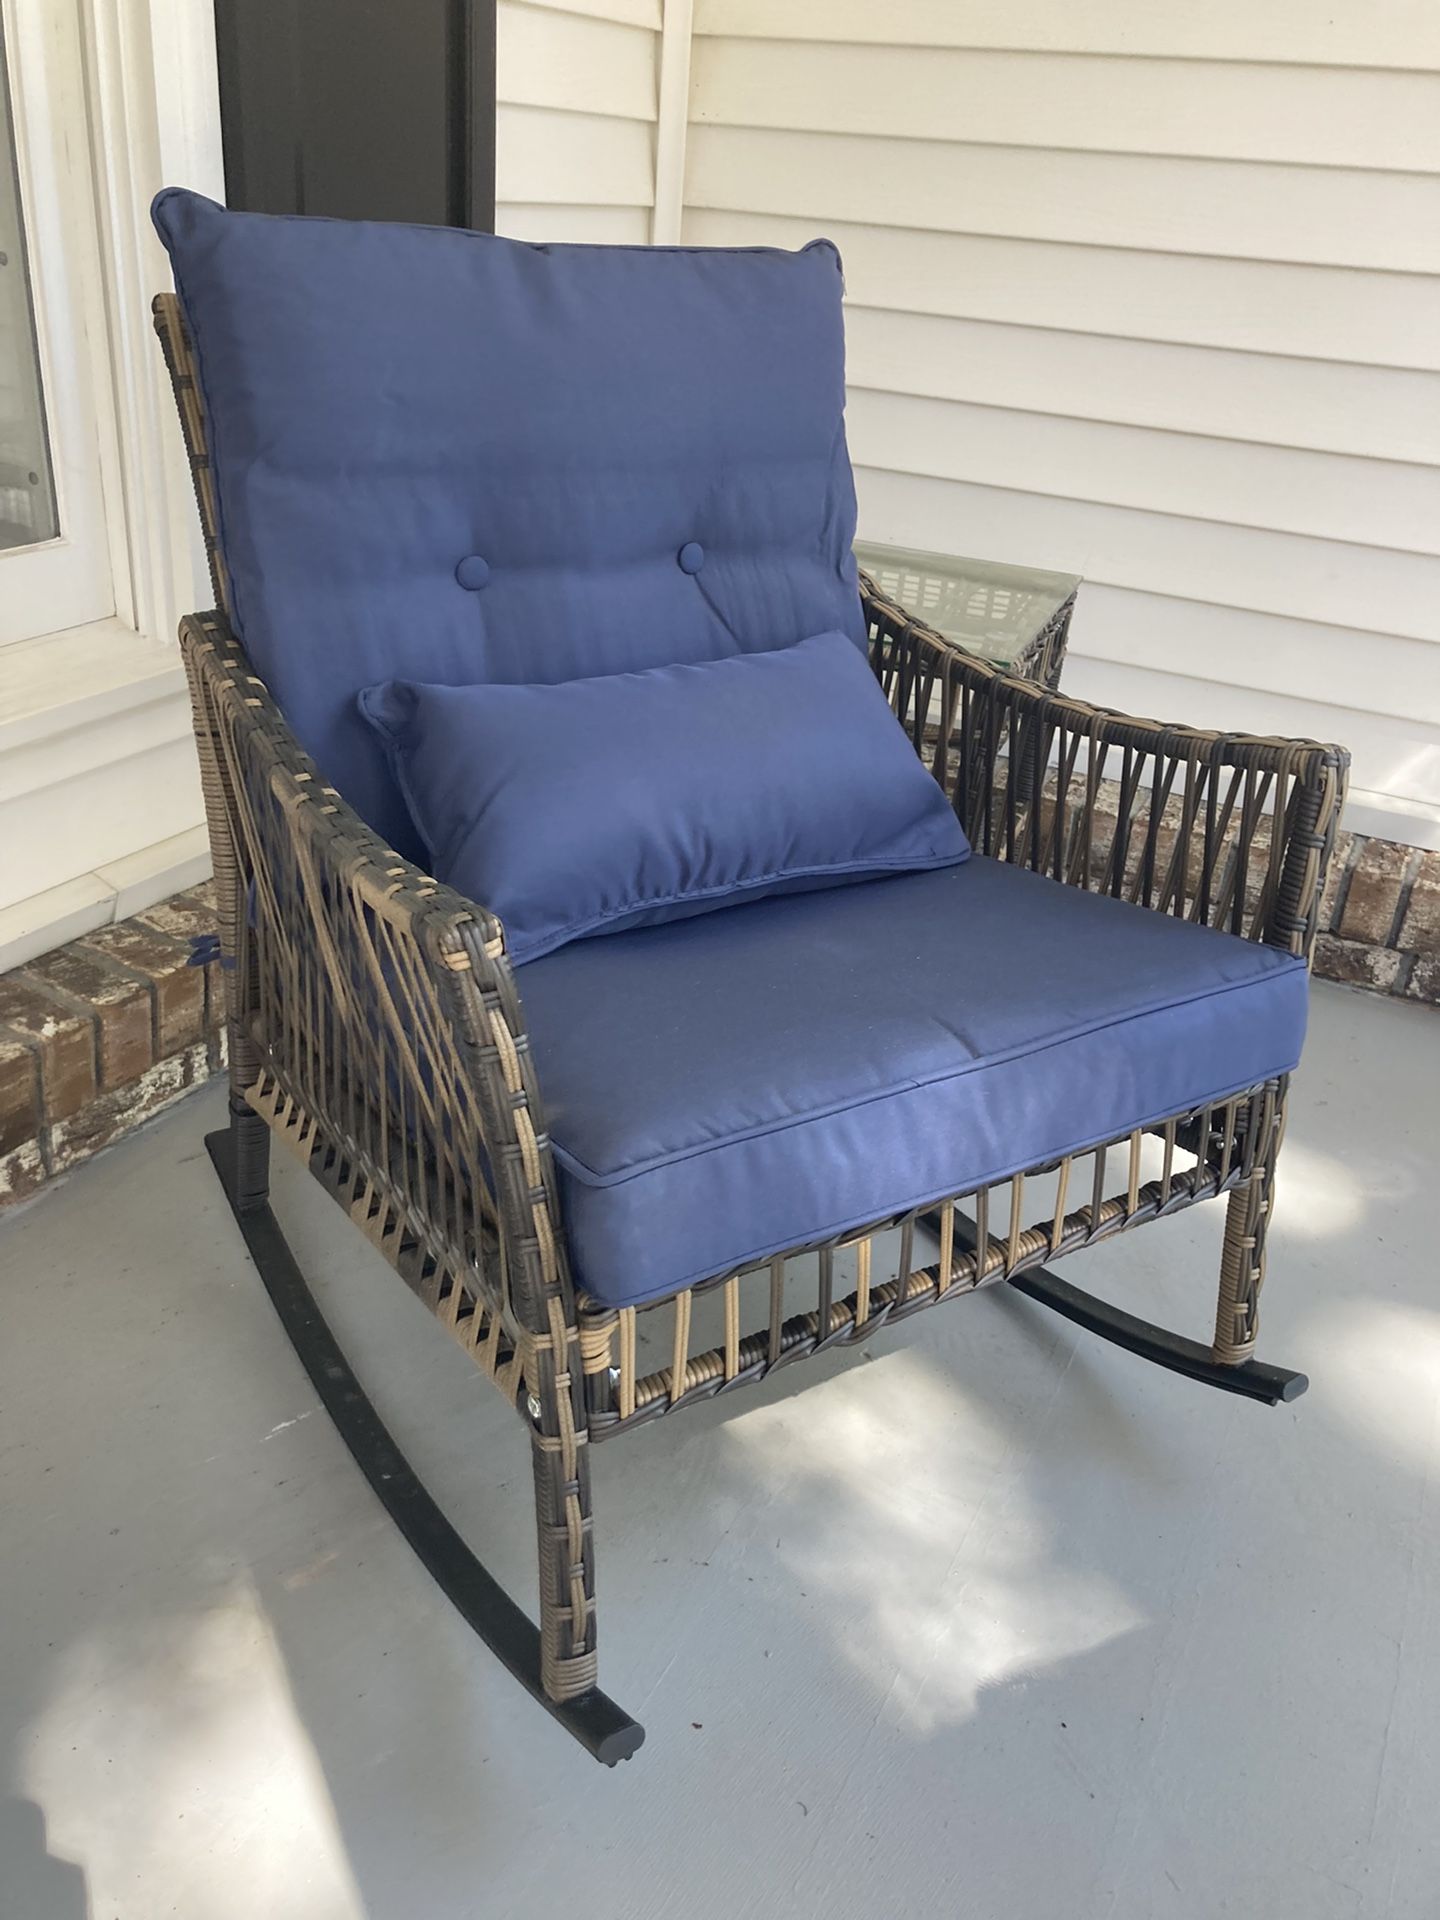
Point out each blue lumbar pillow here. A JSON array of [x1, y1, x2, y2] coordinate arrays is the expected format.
[[152, 189, 863, 864], [358, 631, 969, 964]]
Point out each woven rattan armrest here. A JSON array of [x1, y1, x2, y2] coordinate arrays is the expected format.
[[181, 611, 579, 1355], [861, 576, 1349, 963]]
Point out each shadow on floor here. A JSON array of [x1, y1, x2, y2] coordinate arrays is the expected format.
[[0, 1799, 89, 1920]]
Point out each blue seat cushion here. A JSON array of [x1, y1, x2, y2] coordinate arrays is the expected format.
[[517, 858, 1310, 1309], [357, 633, 969, 963], [152, 189, 864, 861]]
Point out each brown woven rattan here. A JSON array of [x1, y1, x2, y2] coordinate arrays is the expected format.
[[154, 291, 1348, 1743]]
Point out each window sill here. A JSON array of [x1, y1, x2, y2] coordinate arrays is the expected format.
[[0, 618, 187, 749], [0, 619, 207, 966]]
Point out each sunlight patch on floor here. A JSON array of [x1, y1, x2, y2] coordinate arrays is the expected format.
[[20, 1571, 367, 1920], [1304, 1298, 1440, 1471], [1272, 1137, 1383, 1241], [721, 1346, 1145, 1736]]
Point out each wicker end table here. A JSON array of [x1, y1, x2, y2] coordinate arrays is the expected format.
[[854, 541, 1080, 690]]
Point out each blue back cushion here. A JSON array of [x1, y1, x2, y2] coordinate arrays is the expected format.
[[153, 190, 864, 859]]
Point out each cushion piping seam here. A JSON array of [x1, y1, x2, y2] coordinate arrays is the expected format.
[[573, 1054, 1302, 1311], [153, 190, 840, 264], [548, 961, 1307, 1187]]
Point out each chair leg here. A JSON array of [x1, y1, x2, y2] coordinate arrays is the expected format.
[[530, 1425, 601, 1707], [201, 1121, 645, 1764], [225, 1095, 271, 1213], [1212, 1081, 1287, 1367], [213, 1023, 271, 1213], [1213, 1161, 1273, 1367]]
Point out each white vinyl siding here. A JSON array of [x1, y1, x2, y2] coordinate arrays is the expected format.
[[495, 1, 660, 245], [683, 6, 1440, 843], [691, 1, 1440, 72], [689, 39, 1440, 172], [685, 128, 1438, 275], [682, 209, 1440, 371]]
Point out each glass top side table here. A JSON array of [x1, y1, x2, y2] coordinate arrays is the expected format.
[[854, 541, 1080, 691]]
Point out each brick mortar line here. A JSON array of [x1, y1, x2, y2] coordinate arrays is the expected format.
[[74, 925, 212, 1061], [1383, 848, 1427, 954], [72, 948, 170, 1054], [14, 976, 110, 1098], [1326, 834, 1363, 938]]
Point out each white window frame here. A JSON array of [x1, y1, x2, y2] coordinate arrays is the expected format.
[[80, 0, 226, 648], [0, 0, 224, 968], [0, 0, 226, 660], [0, 0, 117, 645]]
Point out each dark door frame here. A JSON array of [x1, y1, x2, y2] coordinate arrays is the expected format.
[[213, 0, 496, 230]]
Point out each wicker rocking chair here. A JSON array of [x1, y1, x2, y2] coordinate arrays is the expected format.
[[152, 192, 1346, 1764]]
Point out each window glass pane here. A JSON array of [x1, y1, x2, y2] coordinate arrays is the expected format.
[[0, 19, 59, 553]]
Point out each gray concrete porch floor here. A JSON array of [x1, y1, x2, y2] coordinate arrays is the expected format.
[[1, 979, 1437, 1920]]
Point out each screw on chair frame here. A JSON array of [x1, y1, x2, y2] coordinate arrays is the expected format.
[[155, 293, 1347, 1761]]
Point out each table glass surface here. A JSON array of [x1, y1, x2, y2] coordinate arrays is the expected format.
[[854, 540, 1080, 668]]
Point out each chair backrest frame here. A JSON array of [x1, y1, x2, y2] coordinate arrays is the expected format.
[[154, 291, 232, 618]]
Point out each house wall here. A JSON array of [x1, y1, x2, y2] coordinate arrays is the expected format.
[[680, 2, 1440, 849], [11, 2, 1437, 975], [495, 0, 663, 245]]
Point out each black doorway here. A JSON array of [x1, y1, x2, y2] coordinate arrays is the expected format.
[[213, 0, 496, 230]]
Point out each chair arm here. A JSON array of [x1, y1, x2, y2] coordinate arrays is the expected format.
[[861, 574, 1349, 959], [179, 611, 578, 1352]]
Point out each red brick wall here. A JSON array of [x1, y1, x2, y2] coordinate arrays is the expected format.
[[1067, 776, 1437, 1006], [0, 884, 226, 1207], [1315, 832, 1440, 1002]]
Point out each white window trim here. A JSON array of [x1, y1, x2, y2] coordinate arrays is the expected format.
[[0, 0, 224, 970], [81, 0, 225, 647], [0, 0, 118, 643]]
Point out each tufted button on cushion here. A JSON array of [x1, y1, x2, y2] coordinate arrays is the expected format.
[[455, 554, 491, 590], [677, 541, 705, 575]]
